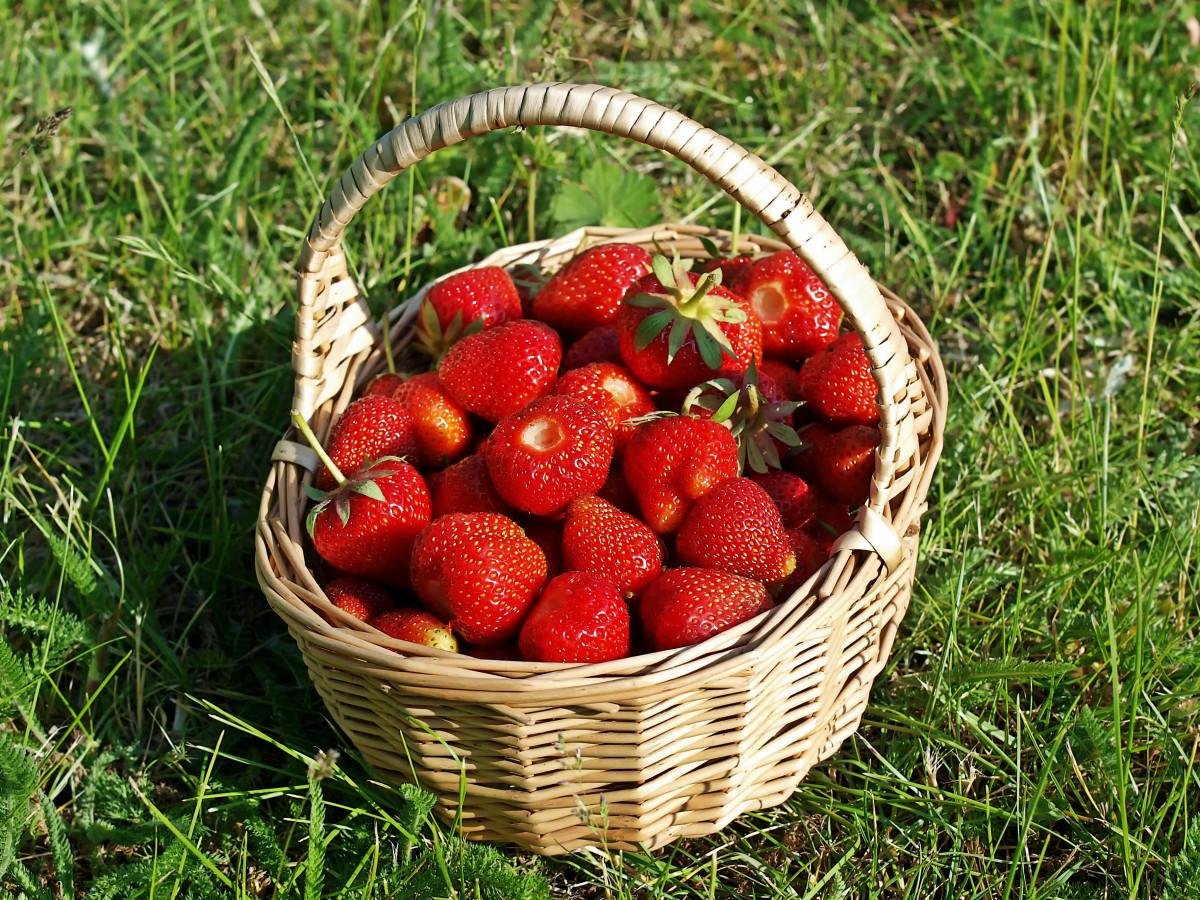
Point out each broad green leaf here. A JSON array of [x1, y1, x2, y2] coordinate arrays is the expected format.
[[551, 160, 660, 232]]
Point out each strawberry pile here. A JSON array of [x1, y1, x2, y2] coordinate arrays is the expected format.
[[298, 243, 881, 663]]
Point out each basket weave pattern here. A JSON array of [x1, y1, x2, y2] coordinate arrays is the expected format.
[[255, 85, 946, 854]]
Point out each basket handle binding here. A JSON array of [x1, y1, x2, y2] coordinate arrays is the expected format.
[[293, 83, 908, 570]]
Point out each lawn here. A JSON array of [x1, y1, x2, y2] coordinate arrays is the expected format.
[[2, 1, 1199, 897]]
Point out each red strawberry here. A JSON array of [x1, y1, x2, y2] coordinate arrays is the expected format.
[[554, 363, 653, 450], [778, 527, 828, 597], [795, 332, 879, 425], [485, 396, 615, 516], [307, 458, 431, 588], [533, 243, 651, 336], [750, 470, 818, 529], [699, 254, 754, 291], [563, 326, 622, 370], [622, 415, 740, 533], [370, 608, 458, 651], [410, 513, 546, 645], [736, 250, 841, 360], [522, 521, 564, 577], [417, 266, 522, 358], [803, 424, 879, 506], [323, 576, 395, 622], [314, 396, 418, 490], [617, 255, 763, 390], [391, 372, 472, 468], [438, 320, 562, 423], [363, 372, 405, 398], [518, 572, 631, 663], [758, 359, 802, 401], [676, 477, 796, 581], [639, 568, 773, 651], [429, 454, 508, 518], [563, 495, 663, 597]]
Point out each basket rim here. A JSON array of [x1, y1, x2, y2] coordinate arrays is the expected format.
[[256, 223, 947, 694]]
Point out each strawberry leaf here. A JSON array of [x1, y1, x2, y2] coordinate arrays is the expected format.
[[551, 160, 660, 232], [350, 480, 385, 501], [335, 496, 351, 527], [745, 436, 768, 474], [305, 504, 321, 538], [767, 422, 803, 446], [634, 310, 673, 350], [624, 292, 668, 309], [651, 254, 677, 289], [666, 317, 690, 362], [693, 328, 724, 369], [699, 235, 720, 258], [710, 390, 741, 424], [759, 436, 782, 470], [304, 485, 328, 502]]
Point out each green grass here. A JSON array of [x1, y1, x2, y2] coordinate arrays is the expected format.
[[2, 0, 1199, 896]]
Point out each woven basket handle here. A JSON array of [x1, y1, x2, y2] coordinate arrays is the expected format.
[[296, 83, 912, 567]]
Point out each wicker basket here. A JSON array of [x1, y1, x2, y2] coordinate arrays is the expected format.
[[256, 84, 946, 855]]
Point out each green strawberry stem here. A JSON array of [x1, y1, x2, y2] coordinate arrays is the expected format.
[[291, 409, 347, 486]]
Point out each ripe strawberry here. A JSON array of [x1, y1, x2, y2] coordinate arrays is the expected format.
[[681, 364, 800, 473], [777, 527, 828, 598], [363, 372, 405, 398], [617, 255, 763, 390], [370, 608, 458, 652], [518, 572, 631, 663], [390, 372, 472, 468], [533, 243, 651, 336], [676, 477, 796, 582], [485, 396, 615, 516], [563, 495, 663, 597], [417, 266, 522, 358], [803, 424, 879, 506], [563, 326, 622, 371], [314, 395, 418, 490], [437, 320, 562, 423], [324, 576, 395, 622], [795, 332, 879, 425], [639, 568, 773, 651], [410, 513, 546, 645], [622, 415, 739, 533], [428, 454, 508, 518], [750, 470, 818, 529], [553, 362, 653, 450], [522, 521, 564, 577], [699, 254, 754, 291], [307, 458, 431, 588], [758, 359, 802, 401], [736, 250, 841, 360]]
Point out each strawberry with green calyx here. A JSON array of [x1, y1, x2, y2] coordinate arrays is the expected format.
[[682, 360, 802, 474], [416, 266, 522, 359], [617, 253, 763, 390], [294, 410, 431, 588], [370, 608, 458, 652]]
